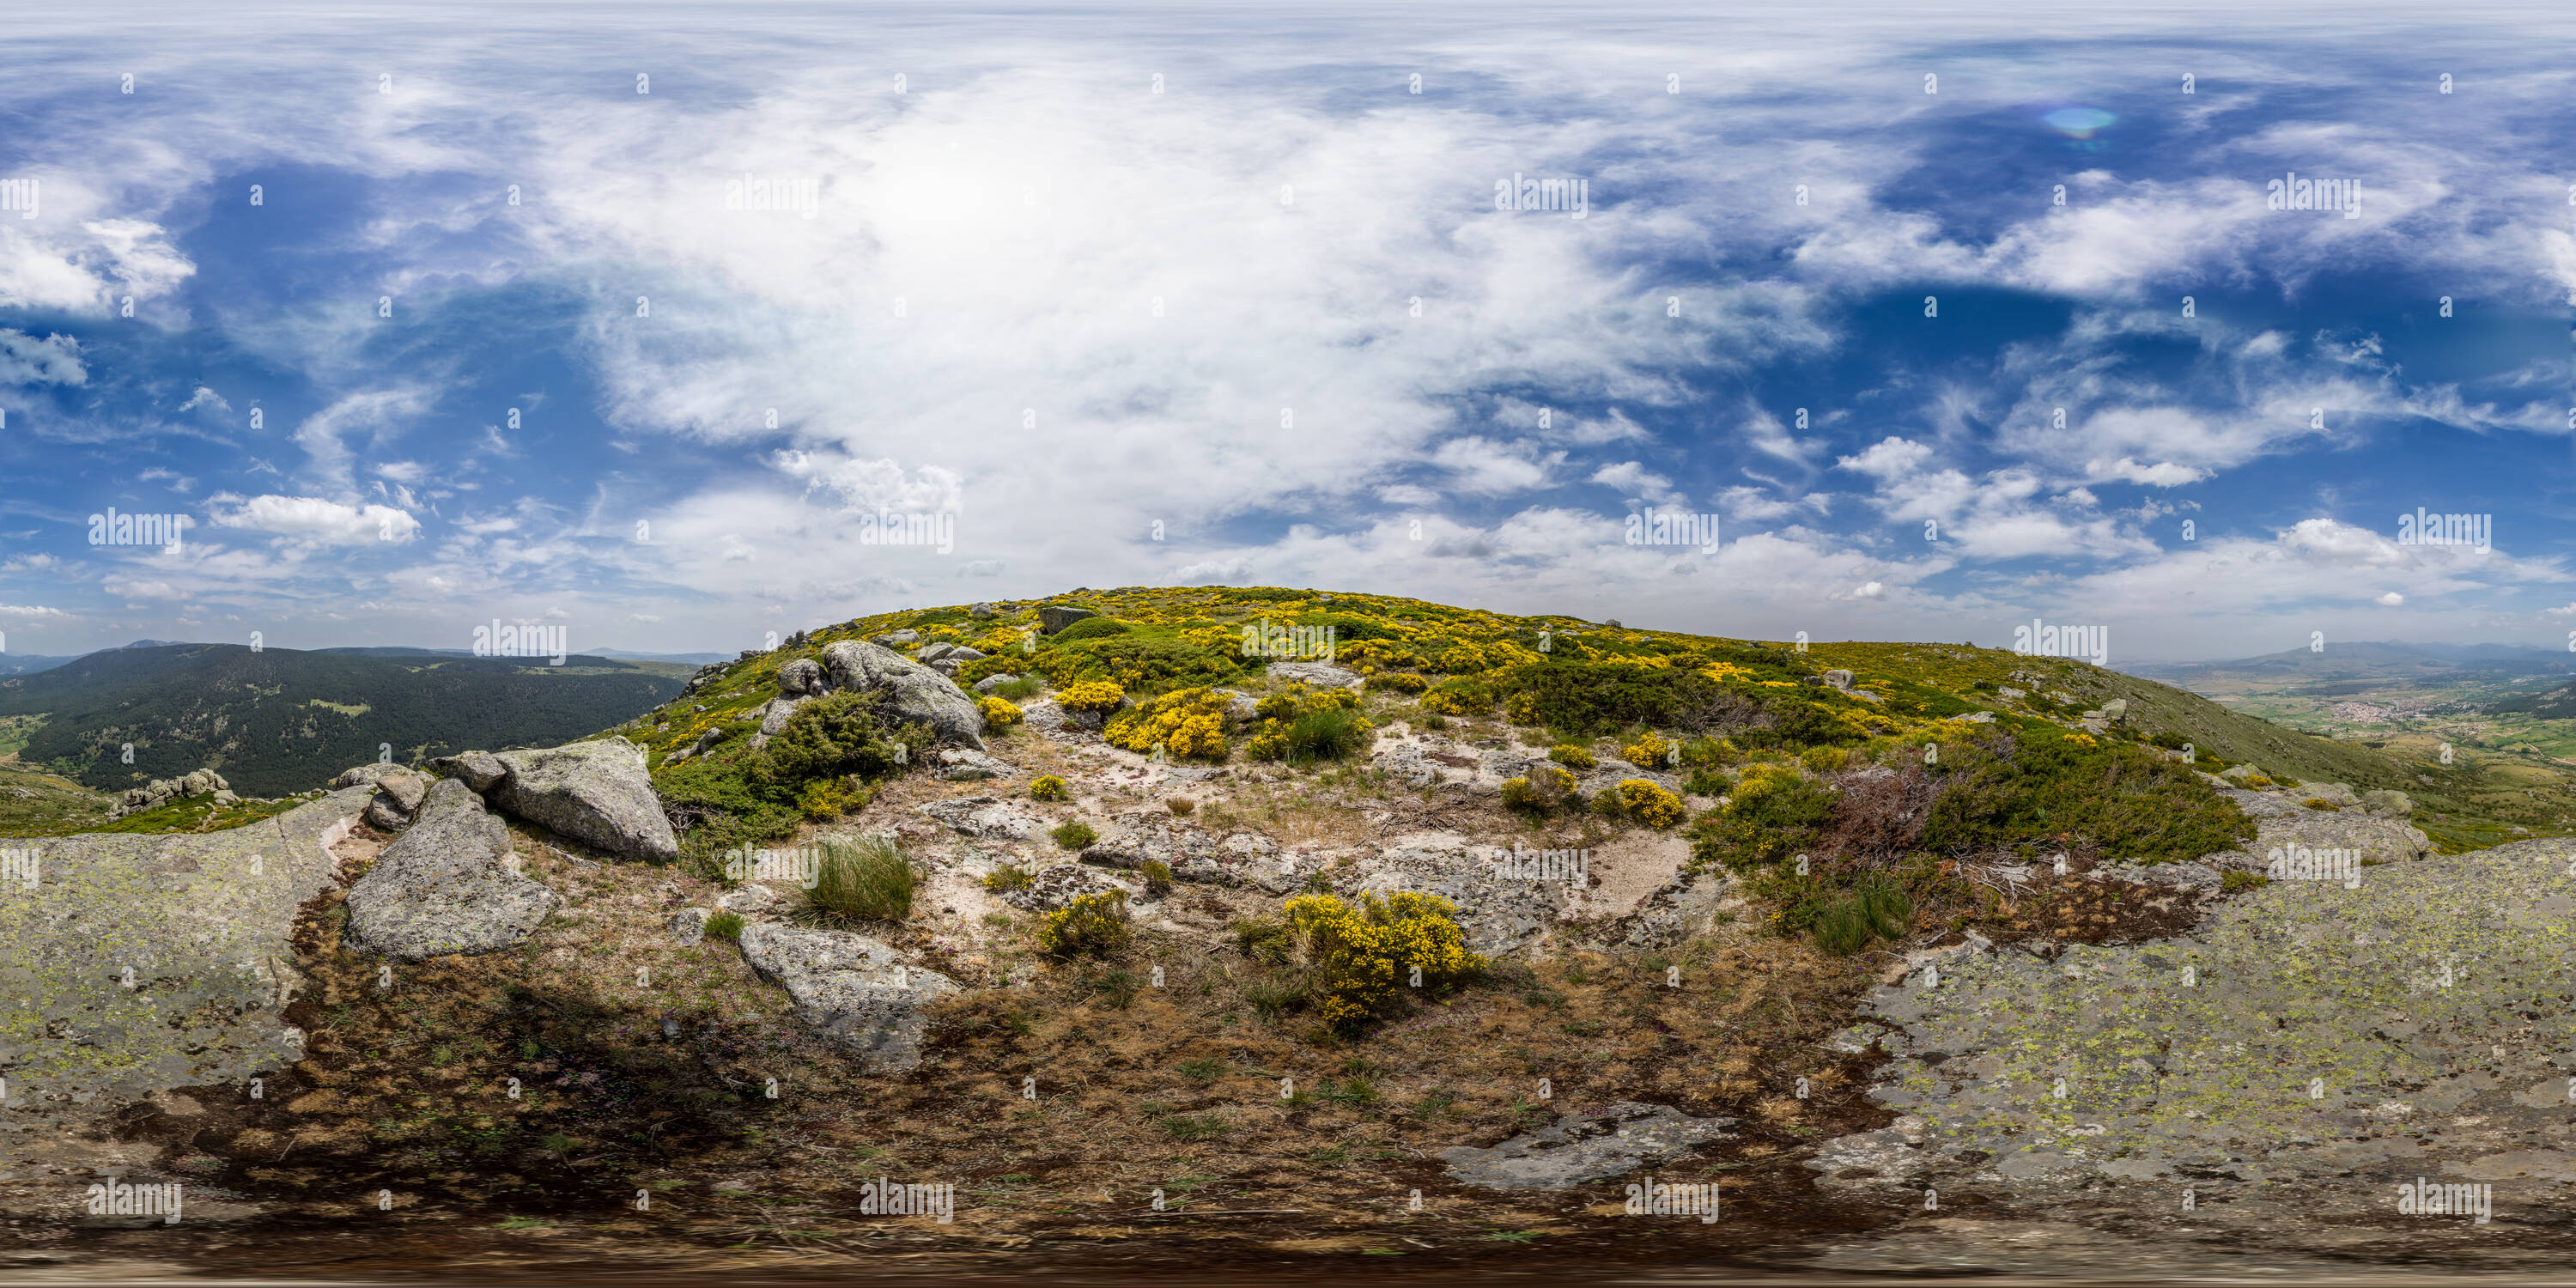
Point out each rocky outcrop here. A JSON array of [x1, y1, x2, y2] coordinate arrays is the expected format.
[[364, 770, 428, 831], [776, 658, 827, 696], [1348, 834, 1569, 957], [919, 796, 1044, 841], [998, 862, 1127, 912], [1809, 838, 2576, 1200], [344, 779, 558, 963], [933, 748, 1016, 781], [820, 640, 986, 749], [0, 783, 374, 1138], [737, 923, 959, 1070], [106, 768, 231, 820], [1037, 605, 1097, 634], [428, 749, 509, 792], [331, 763, 409, 790], [1441, 1102, 1736, 1190], [2206, 787, 2431, 870], [482, 738, 681, 864], [1266, 660, 1362, 690]]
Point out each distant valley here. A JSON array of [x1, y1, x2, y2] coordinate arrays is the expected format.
[[0, 643, 691, 798]]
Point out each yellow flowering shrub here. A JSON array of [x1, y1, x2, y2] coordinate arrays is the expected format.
[[1029, 774, 1069, 800], [1105, 687, 1232, 759], [1421, 677, 1498, 717], [1615, 779, 1686, 828], [1547, 744, 1595, 769], [1282, 891, 1485, 1032], [1621, 732, 1674, 767], [1037, 890, 1131, 957], [1056, 680, 1126, 714], [1245, 686, 1370, 761], [977, 696, 1024, 726], [1365, 671, 1430, 694]]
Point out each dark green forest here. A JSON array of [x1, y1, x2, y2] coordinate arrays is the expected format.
[[0, 644, 686, 797]]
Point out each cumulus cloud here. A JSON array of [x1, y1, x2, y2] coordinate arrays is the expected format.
[[209, 495, 422, 544], [0, 329, 85, 385]]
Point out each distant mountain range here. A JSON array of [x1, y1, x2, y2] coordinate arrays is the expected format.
[[2131, 641, 2576, 692], [0, 641, 731, 679], [0, 643, 689, 797]]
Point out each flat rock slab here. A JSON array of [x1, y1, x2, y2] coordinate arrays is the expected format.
[[737, 923, 959, 1070], [1441, 1102, 1736, 1190], [487, 737, 680, 864], [1812, 838, 2576, 1196], [344, 778, 560, 963], [0, 786, 374, 1141]]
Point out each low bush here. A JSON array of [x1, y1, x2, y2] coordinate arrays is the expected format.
[[1281, 891, 1485, 1033], [704, 910, 744, 942], [1105, 687, 1231, 759], [1165, 796, 1195, 816], [977, 696, 1024, 726], [1038, 890, 1132, 957], [1029, 775, 1069, 801], [1686, 763, 1838, 875], [1614, 779, 1686, 828], [1049, 617, 1133, 643], [1051, 820, 1097, 849], [1057, 680, 1127, 715], [1140, 859, 1175, 897], [1620, 732, 1674, 769], [1365, 671, 1430, 695], [1547, 744, 1596, 769], [982, 864, 1036, 894]]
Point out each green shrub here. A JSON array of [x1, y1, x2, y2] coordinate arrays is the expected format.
[[704, 909, 744, 941], [987, 675, 1045, 702], [1419, 676, 1499, 717], [1365, 671, 1430, 695], [1686, 763, 1838, 874], [763, 690, 927, 787], [1051, 820, 1097, 849], [794, 775, 871, 821], [1919, 736, 2253, 864], [1038, 890, 1131, 957], [1050, 617, 1133, 643], [805, 835, 917, 924], [1615, 779, 1686, 827], [1547, 744, 1596, 769], [1279, 705, 1368, 763], [982, 864, 1036, 894], [1140, 859, 1175, 897], [1682, 766, 1736, 797], [2221, 869, 2270, 893]]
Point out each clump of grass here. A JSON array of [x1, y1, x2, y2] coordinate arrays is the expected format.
[[1810, 876, 1909, 956], [2221, 869, 2270, 893], [805, 835, 917, 924], [1051, 820, 1097, 849], [1140, 859, 1175, 898], [988, 675, 1045, 702], [1280, 706, 1368, 764], [1091, 969, 1141, 1009], [1177, 1057, 1225, 1084], [1242, 975, 1312, 1024], [1165, 797, 1195, 816], [704, 909, 744, 941], [1158, 1112, 1230, 1142], [983, 864, 1036, 894]]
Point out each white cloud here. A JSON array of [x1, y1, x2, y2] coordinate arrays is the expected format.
[[1589, 461, 1685, 507], [2376, 591, 2403, 606], [210, 495, 422, 545], [0, 329, 86, 385]]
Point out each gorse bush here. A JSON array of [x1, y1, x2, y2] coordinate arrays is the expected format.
[[1501, 764, 1581, 816], [805, 835, 916, 924], [1056, 681, 1127, 715], [1621, 732, 1674, 768], [1614, 779, 1686, 828], [1365, 671, 1430, 695], [1051, 820, 1097, 849], [1038, 890, 1131, 957], [1688, 763, 1838, 875], [1280, 891, 1485, 1033], [977, 696, 1024, 726], [1105, 687, 1230, 759], [1246, 686, 1371, 764], [1919, 735, 2252, 863], [1029, 774, 1069, 800], [1547, 744, 1596, 769], [982, 864, 1036, 894]]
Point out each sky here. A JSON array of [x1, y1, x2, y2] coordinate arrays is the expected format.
[[3, 0, 2574, 665]]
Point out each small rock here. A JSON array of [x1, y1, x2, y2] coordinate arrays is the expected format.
[[1038, 605, 1099, 635], [935, 749, 1018, 781], [973, 673, 1022, 694], [737, 924, 959, 1070], [1441, 1103, 1735, 1190], [671, 907, 709, 944], [1266, 660, 1362, 690]]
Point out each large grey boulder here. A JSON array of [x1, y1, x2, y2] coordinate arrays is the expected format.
[[918, 795, 1043, 841], [820, 640, 986, 749], [428, 749, 509, 792], [1267, 660, 1362, 690], [2204, 787, 2430, 870], [777, 658, 827, 696], [737, 923, 958, 1070], [344, 779, 558, 963], [106, 768, 234, 820], [1442, 1102, 1736, 1190], [0, 784, 374, 1144], [972, 673, 1021, 695], [482, 738, 681, 864], [332, 763, 409, 790], [1349, 835, 1569, 957], [1037, 605, 1098, 634]]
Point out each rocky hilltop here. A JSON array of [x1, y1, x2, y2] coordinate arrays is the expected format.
[[6, 586, 2567, 1276]]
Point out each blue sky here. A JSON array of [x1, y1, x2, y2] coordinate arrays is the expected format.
[[3, 0, 2573, 664]]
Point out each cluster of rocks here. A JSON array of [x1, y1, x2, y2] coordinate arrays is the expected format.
[[343, 778, 560, 963], [1441, 1102, 1738, 1190], [106, 767, 237, 819]]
